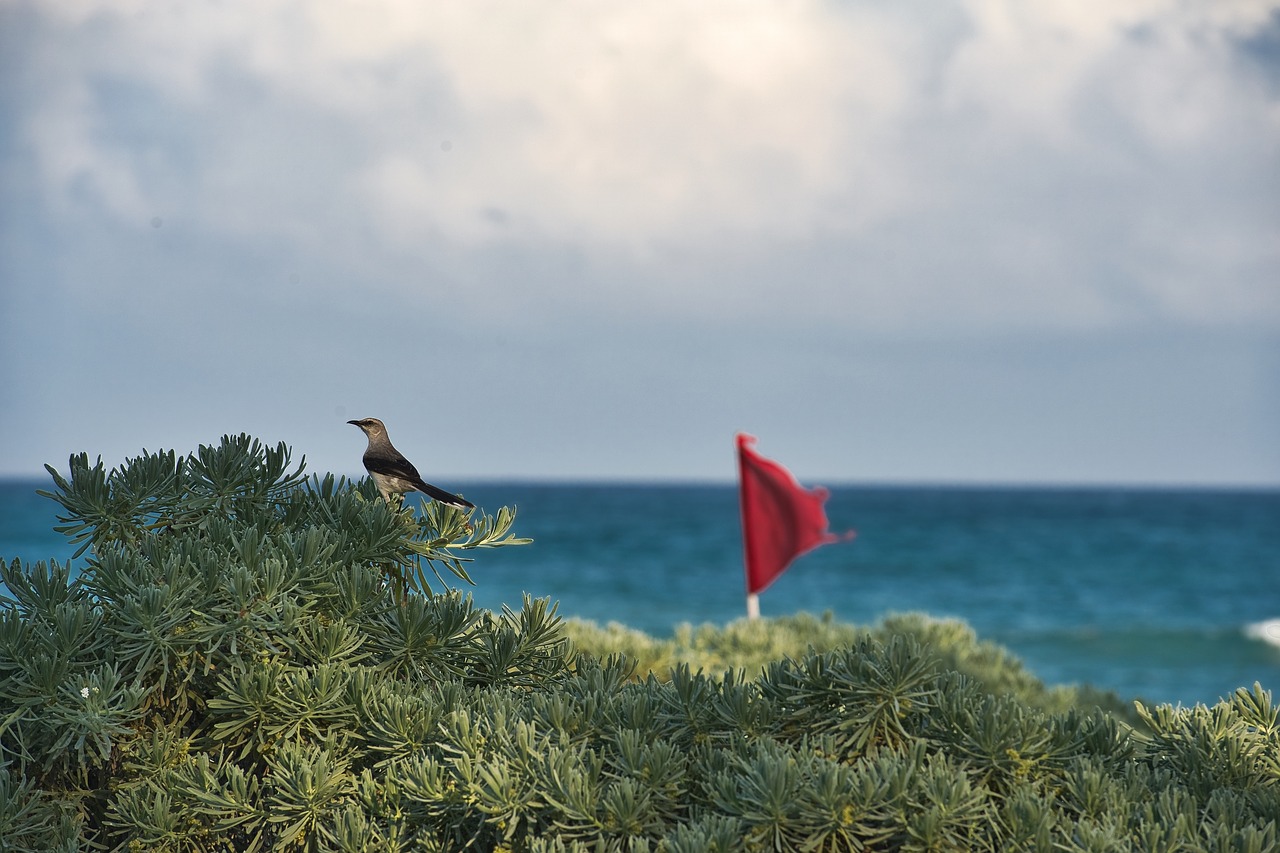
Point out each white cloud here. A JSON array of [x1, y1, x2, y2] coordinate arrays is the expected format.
[[4, 0, 1279, 335], [333, 1, 930, 249], [8, 1, 935, 245]]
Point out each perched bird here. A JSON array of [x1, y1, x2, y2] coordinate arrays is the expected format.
[[348, 417, 474, 509]]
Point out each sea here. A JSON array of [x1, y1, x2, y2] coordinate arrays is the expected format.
[[2, 478, 1278, 709]]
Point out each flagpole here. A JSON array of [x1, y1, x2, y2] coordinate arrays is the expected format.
[[746, 592, 760, 620]]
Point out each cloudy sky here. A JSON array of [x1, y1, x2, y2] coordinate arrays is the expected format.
[[2, 0, 1277, 486]]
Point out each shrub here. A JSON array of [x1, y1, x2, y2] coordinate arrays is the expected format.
[[565, 611, 1137, 722], [1, 435, 1275, 851]]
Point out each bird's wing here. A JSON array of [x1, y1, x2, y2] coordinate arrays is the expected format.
[[364, 452, 424, 483]]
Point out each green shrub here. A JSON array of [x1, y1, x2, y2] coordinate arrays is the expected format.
[[566, 611, 1136, 722], [1, 435, 1275, 851]]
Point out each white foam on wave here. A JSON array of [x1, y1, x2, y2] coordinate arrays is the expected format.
[[1244, 619, 1280, 648]]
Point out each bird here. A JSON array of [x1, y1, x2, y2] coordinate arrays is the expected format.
[[347, 417, 474, 509]]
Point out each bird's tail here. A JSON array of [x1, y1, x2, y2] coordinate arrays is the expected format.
[[419, 480, 475, 509]]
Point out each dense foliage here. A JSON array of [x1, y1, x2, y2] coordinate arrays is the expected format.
[[1, 436, 1276, 851], [563, 612, 1137, 722]]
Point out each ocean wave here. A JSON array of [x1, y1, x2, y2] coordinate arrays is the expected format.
[[1244, 619, 1280, 648]]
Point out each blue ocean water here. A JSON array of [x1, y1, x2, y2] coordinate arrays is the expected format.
[[3, 478, 1278, 707]]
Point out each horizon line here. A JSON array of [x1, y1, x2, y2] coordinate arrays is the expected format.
[[2, 471, 1277, 494]]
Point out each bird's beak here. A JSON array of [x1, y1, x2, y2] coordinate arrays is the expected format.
[[347, 420, 360, 426]]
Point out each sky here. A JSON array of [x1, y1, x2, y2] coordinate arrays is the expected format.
[[1, 0, 1278, 487]]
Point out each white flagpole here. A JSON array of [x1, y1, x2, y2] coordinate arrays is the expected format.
[[746, 592, 760, 620]]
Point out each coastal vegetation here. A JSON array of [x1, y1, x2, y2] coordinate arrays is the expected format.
[[1, 436, 1276, 851]]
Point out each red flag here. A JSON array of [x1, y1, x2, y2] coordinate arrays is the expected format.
[[737, 433, 854, 595]]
